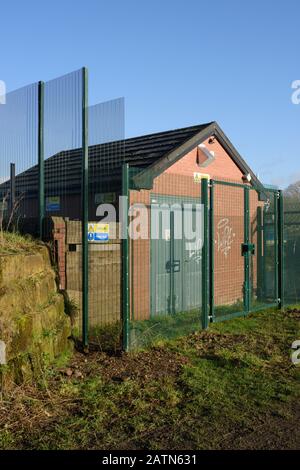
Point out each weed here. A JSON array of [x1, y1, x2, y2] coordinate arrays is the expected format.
[[0, 307, 299, 450]]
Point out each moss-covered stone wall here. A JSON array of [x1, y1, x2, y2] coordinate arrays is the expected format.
[[0, 245, 72, 387]]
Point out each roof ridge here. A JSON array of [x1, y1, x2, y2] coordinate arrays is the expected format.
[[86, 122, 214, 150], [123, 122, 214, 141]]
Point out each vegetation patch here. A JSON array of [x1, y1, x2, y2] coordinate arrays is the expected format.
[[0, 307, 299, 450], [0, 232, 41, 255], [0, 233, 72, 387]]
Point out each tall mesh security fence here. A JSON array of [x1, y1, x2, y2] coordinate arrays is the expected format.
[[210, 182, 281, 322], [85, 98, 124, 347], [252, 188, 279, 309], [212, 181, 245, 321], [0, 72, 296, 350], [89, 98, 125, 146], [55, 93, 125, 343], [0, 83, 39, 233], [283, 193, 300, 304], [44, 69, 83, 222], [41, 70, 84, 339], [125, 167, 203, 350]]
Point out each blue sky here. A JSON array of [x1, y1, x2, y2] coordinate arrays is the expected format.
[[0, 0, 299, 187]]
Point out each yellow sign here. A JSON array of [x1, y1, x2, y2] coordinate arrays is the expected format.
[[88, 223, 109, 242], [194, 172, 210, 183]]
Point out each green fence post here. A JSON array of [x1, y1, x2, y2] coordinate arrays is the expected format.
[[244, 187, 250, 313], [262, 207, 267, 302], [209, 180, 215, 322], [9, 163, 16, 218], [81, 67, 89, 349], [38, 81, 44, 239], [257, 206, 263, 302], [201, 178, 209, 329], [274, 192, 279, 304], [278, 190, 284, 309], [122, 163, 130, 351], [170, 211, 175, 315]]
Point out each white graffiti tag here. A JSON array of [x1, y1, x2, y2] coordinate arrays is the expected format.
[[217, 218, 235, 257], [186, 238, 203, 264]]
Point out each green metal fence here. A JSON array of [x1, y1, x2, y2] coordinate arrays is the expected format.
[[210, 182, 282, 322], [123, 166, 205, 350], [0, 67, 125, 350], [283, 195, 300, 304], [0, 67, 298, 353], [122, 169, 289, 351]]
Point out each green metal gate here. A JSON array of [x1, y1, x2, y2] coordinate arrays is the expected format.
[[283, 202, 300, 304], [210, 180, 281, 323], [123, 165, 284, 351]]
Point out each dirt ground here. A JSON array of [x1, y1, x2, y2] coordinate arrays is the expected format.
[[0, 308, 299, 450]]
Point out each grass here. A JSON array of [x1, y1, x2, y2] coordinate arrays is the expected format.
[[88, 322, 123, 353], [0, 231, 40, 254], [0, 307, 299, 450], [129, 309, 201, 349], [96, 302, 280, 351]]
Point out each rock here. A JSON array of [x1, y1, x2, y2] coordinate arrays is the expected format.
[[0, 341, 6, 365], [0, 247, 73, 387], [74, 370, 83, 379]]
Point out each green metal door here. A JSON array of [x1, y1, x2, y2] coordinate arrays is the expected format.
[[150, 195, 202, 316]]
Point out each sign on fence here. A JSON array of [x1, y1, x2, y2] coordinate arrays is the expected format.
[[95, 192, 116, 204], [46, 196, 60, 212], [193, 172, 210, 183], [88, 222, 109, 242]]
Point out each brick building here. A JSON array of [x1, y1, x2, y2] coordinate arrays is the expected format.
[[1, 122, 266, 325]]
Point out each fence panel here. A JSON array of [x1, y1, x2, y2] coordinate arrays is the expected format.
[[212, 181, 246, 321], [126, 167, 203, 350], [44, 69, 83, 223], [86, 98, 124, 347], [249, 188, 279, 311], [283, 194, 300, 304], [42, 69, 85, 339], [0, 83, 39, 233]]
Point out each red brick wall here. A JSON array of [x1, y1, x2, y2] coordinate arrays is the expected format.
[[129, 190, 151, 320], [213, 184, 245, 306], [50, 217, 66, 290], [165, 137, 245, 181]]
